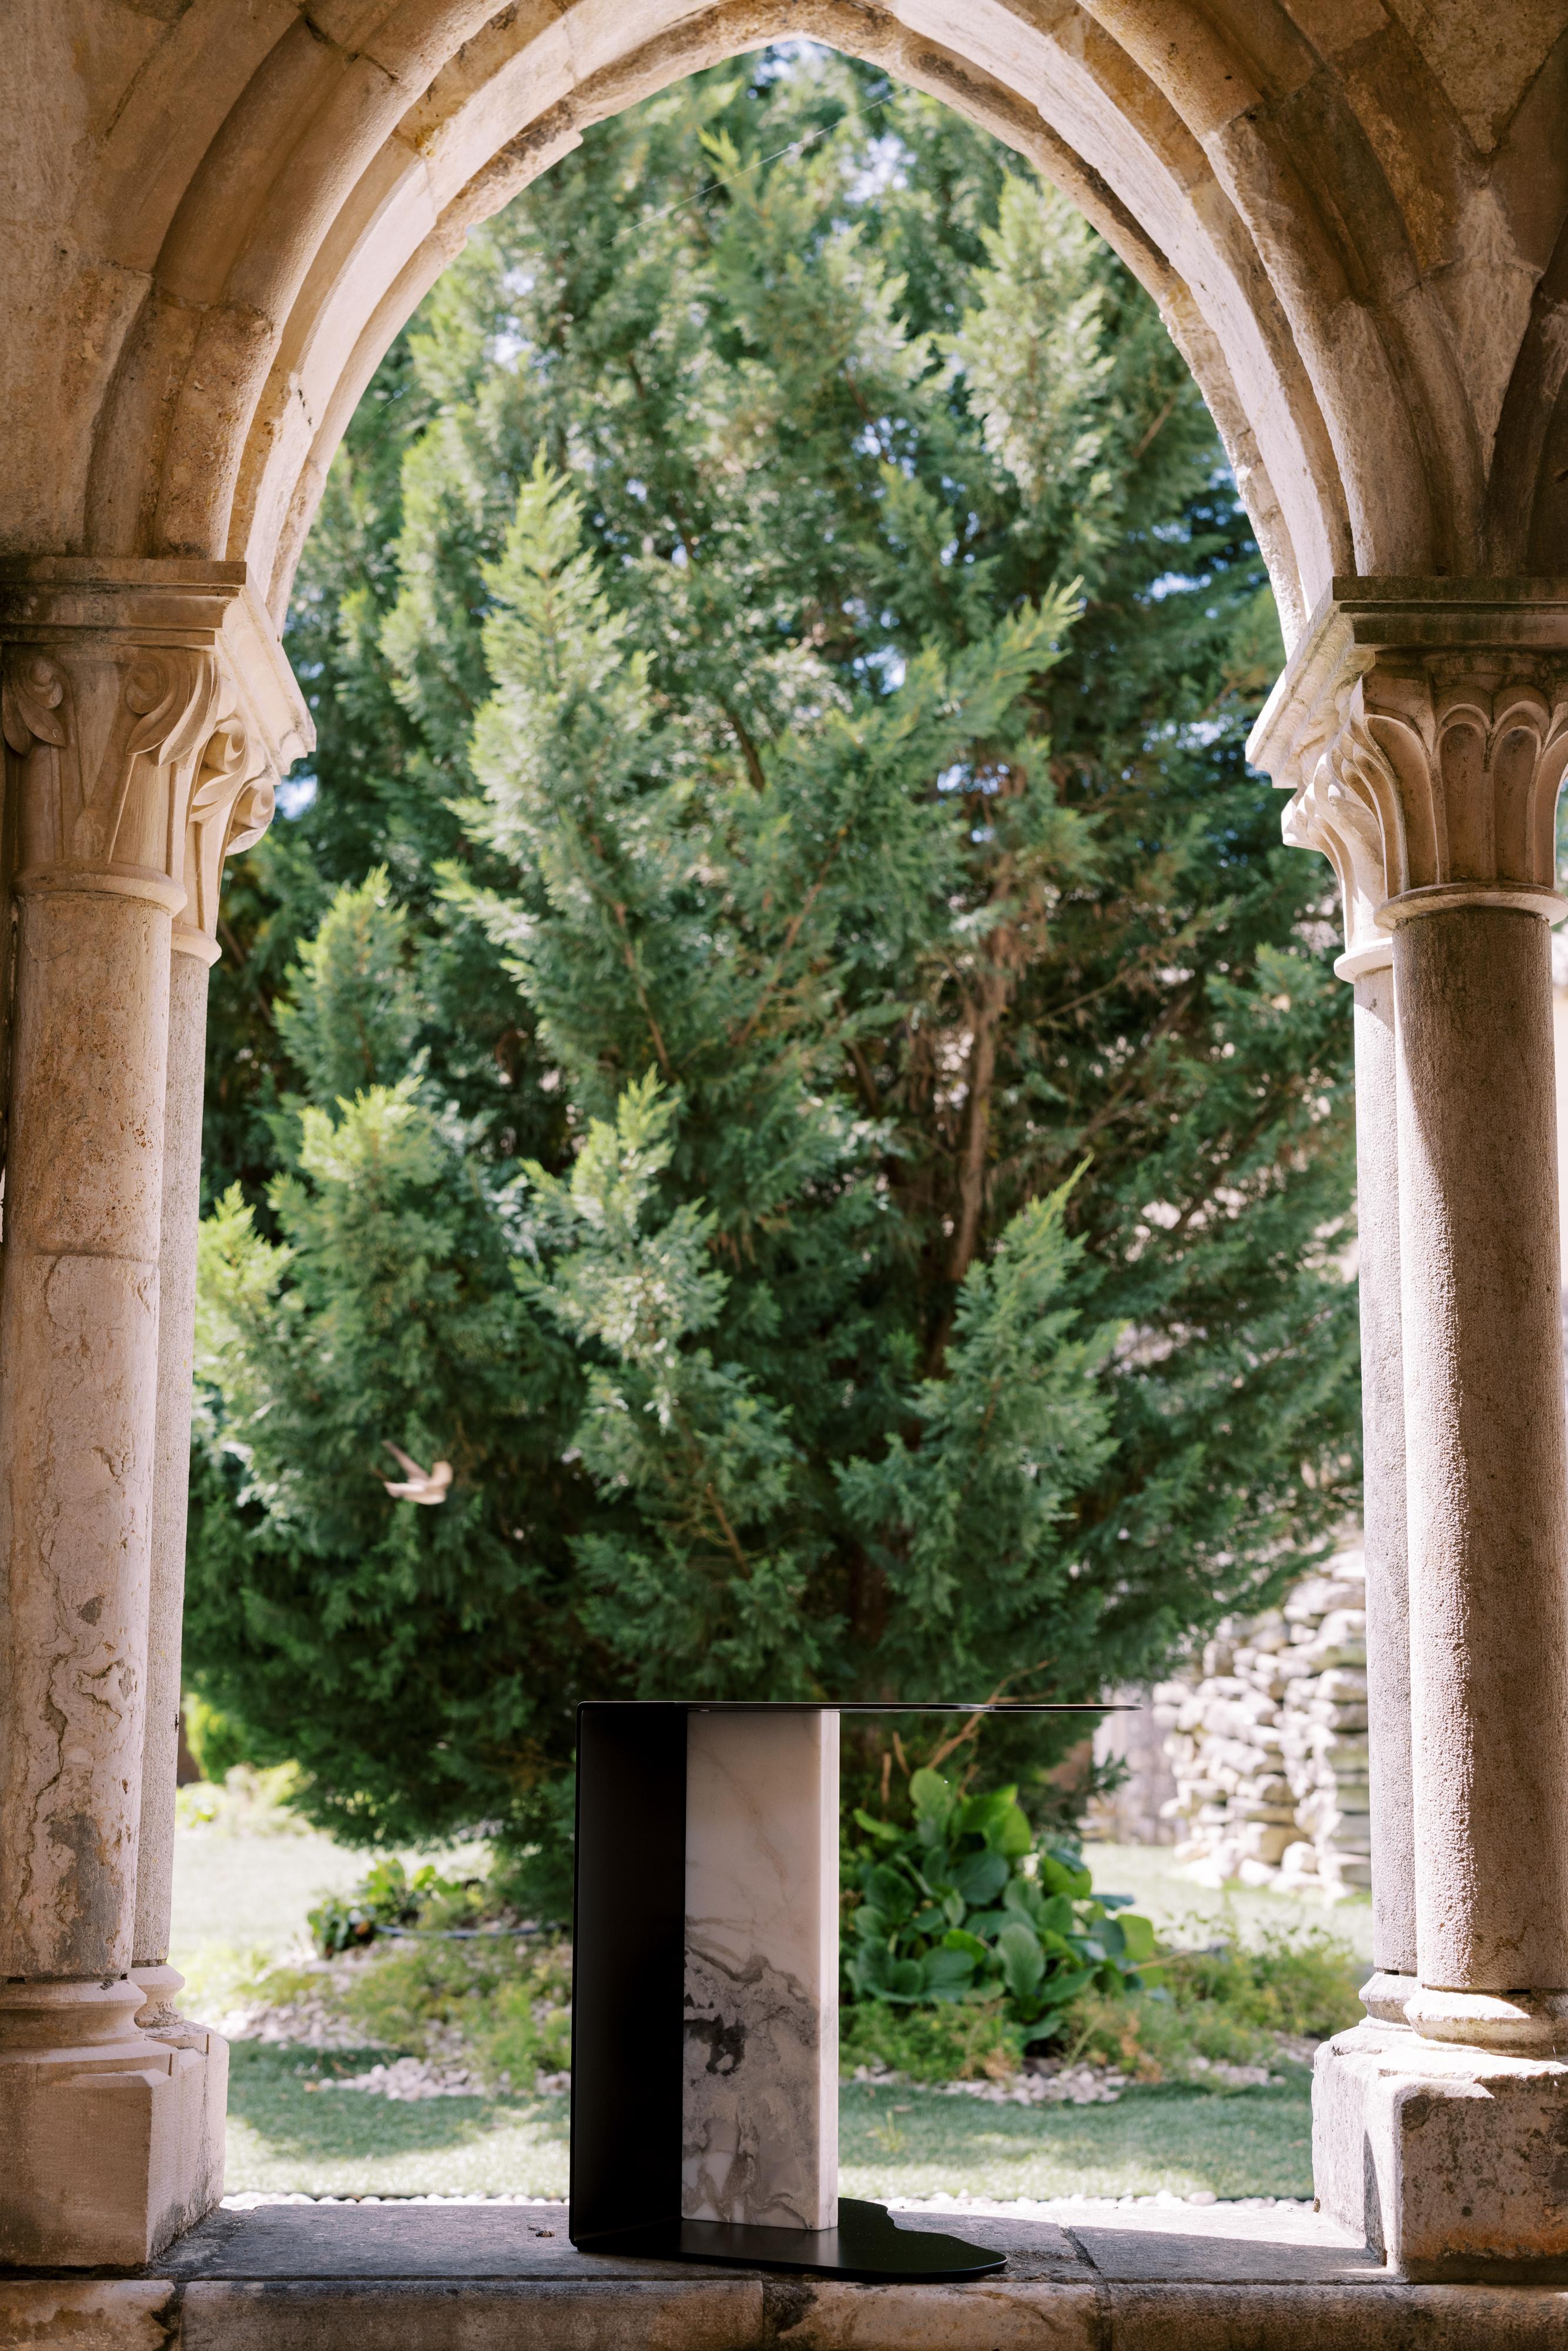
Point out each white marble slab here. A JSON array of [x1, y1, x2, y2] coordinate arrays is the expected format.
[[682, 1709, 839, 2230]]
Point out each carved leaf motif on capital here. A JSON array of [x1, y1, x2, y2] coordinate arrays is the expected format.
[[1282, 745, 1392, 980], [0, 641, 227, 893], [1, 654, 68, 758], [179, 716, 276, 946], [1352, 666, 1568, 906], [1281, 660, 1568, 964]]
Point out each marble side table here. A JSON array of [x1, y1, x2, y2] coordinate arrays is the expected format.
[[568, 1700, 1112, 2282]]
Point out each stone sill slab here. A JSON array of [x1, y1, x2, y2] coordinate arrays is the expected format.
[[6, 2202, 1568, 2349]]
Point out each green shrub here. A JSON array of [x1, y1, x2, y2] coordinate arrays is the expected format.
[[1063, 1925, 1362, 2082], [467, 1967, 574, 2088], [183, 1692, 259, 1784], [1163, 1927, 1363, 2041], [307, 1858, 490, 1955], [839, 1997, 1023, 2082], [335, 1939, 572, 2085], [238, 1935, 573, 2091], [293, 1853, 571, 2089], [842, 1766, 1157, 2034]]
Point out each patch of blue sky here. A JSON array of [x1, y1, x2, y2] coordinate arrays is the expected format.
[[846, 133, 909, 206], [277, 772, 319, 819], [854, 645, 906, 690], [1144, 571, 1204, 601]]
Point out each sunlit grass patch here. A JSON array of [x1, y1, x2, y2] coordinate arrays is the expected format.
[[839, 2078, 1314, 2203], [225, 2044, 571, 2198]]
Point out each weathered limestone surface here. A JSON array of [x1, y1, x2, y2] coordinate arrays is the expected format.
[[684, 1710, 839, 2231], [1395, 902, 1568, 2011], [0, 871, 172, 1979], [1088, 1686, 1177, 1846], [0, 565, 304, 2268], [14, 2202, 1568, 2348], [135, 948, 215, 1985], [0, 1978, 213, 2269], [1259, 584, 1568, 2270], [1349, 965, 1416, 1984], [1158, 1545, 1374, 1898], [135, 722, 271, 1992], [9, 0, 1568, 2288], [1160, 719, 1418, 1955], [1315, 2020, 1568, 2278], [9, 1, 1568, 645]]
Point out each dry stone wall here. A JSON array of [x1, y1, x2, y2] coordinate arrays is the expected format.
[[1152, 1543, 1369, 1897]]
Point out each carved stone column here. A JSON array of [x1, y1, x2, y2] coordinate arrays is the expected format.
[[0, 561, 306, 2267], [1254, 581, 1568, 2279], [130, 720, 277, 2229], [1278, 749, 1415, 2010], [133, 716, 276, 2000]]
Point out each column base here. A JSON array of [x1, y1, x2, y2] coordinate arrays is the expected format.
[[1360, 1971, 1416, 2023], [1403, 1985, 1568, 2052], [1314, 2018, 1568, 2278], [0, 1976, 227, 2268]]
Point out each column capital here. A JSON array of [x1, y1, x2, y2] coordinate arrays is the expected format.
[[1249, 580, 1568, 978], [0, 559, 311, 947]]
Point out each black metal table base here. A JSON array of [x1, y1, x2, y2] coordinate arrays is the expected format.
[[573, 2196, 1006, 2282]]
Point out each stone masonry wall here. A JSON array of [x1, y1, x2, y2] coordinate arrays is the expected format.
[[1152, 1543, 1369, 1897]]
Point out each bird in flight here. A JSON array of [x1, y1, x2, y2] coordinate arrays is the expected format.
[[380, 1443, 453, 1505]]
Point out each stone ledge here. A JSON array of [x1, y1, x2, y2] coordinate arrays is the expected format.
[[0, 2282, 180, 2351], [1314, 2021, 1568, 2275], [1097, 2281, 1568, 2349], [5, 2204, 1568, 2349], [10, 2270, 1568, 2350]]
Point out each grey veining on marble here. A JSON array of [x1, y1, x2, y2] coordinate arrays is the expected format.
[[682, 1709, 839, 2230]]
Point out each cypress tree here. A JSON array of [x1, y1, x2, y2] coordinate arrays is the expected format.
[[186, 48, 1358, 1880]]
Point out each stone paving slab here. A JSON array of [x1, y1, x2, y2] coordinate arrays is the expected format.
[[1068, 2222, 1379, 2282], [146, 2201, 1342, 2282], [155, 2205, 702, 2282], [1097, 2281, 1568, 2350], [6, 2201, 1568, 2348]]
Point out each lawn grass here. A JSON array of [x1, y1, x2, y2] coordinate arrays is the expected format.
[[840, 2078, 1314, 2202], [1083, 1843, 1373, 1967], [226, 2044, 572, 2198], [191, 1830, 1331, 2203], [169, 1826, 485, 1971], [224, 2045, 1313, 2202]]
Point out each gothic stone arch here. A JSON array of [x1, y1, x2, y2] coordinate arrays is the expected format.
[[6, 0, 1568, 2278]]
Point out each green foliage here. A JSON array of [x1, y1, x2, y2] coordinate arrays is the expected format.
[[274, 868, 422, 1104], [838, 1997, 1023, 2084], [244, 1937, 574, 2091], [1163, 1927, 1363, 2044], [186, 45, 1359, 1871], [332, 1941, 572, 2089], [182, 1692, 257, 1785], [296, 1857, 572, 2089], [306, 1858, 488, 1957], [1065, 1926, 1363, 2081], [843, 1767, 1156, 2031]]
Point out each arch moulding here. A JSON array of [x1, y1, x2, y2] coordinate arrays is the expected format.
[[12, 0, 1568, 2286], [6, 0, 1568, 657]]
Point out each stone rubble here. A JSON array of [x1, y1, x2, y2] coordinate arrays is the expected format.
[[935, 2064, 1127, 2108], [891, 2191, 1315, 2215], [313, 2057, 479, 2101], [219, 2191, 1317, 2214], [1153, 1543, 1370, 1898], [209, 1995, 369, 2052], [851, 2059, 1127, 2106]]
